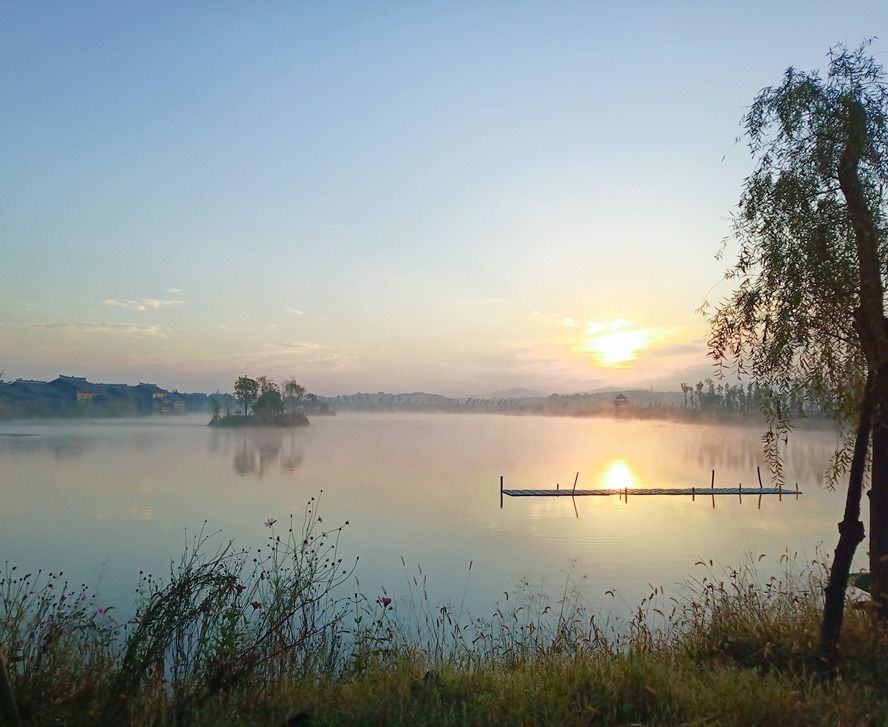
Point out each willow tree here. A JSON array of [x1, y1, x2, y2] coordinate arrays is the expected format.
[[707, 42, 888, 661]]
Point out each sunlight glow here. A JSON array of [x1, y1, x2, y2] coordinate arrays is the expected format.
[[585, 330, 650, 366], [601, 459, 637, 490]]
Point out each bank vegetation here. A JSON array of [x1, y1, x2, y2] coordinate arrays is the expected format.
[[1, 498, 885, 727]]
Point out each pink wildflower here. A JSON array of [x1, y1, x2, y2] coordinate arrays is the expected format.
[[235, 584, 247, 593], [381, 597, 392, 607], [251, 601, 262, 610], [264, 518, 277, 528], [81, 595, 87, 602], [44, 615, 52, 624]]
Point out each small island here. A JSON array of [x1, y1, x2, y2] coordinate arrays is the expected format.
[[209, 375, 325, 428]]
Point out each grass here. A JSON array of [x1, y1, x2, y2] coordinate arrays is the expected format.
[[2, 498, 887, 727]]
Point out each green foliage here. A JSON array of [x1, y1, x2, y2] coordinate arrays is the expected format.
[[283, 378, 307, 415], [229, 376, 310, 421], [0, 567, 117, 723], [233, 376, 259, 416], [214, 375, 313, 427], [707, 41, 888, 482], [253, 388, 285, 418]]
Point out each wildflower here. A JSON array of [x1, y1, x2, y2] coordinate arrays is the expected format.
[[235, 584, 247, 593], [381, 597, 392, 607], [81, 595, 87, 602], [251, 601, 262, 610], [44, 615, 52, 624], [98, 607, 110, 615], [62, 628, 69, 634], [264, 518, 277, 528], [60, 596, 66, 603]]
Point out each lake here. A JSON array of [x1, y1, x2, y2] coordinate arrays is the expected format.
[[0, 412, 862, 620]]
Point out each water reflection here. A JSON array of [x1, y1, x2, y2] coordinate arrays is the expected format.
[[682, 424, 835, 485], [0, 431, 93, 461], [208, 428, 305, 479], [0, 413, 857, 625]]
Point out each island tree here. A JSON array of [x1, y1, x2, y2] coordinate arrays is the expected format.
[[253, 386, 284, 418], [233, 376, 259, 416], [283, 377, 306, 415], [707, 42, 888, 661]]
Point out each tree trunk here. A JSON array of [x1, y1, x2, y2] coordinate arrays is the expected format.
[[838, 97, 888, 617], [820, 371, 873, 665]]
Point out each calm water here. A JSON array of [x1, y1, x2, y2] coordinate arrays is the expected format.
[[0, 413, 861, 618]]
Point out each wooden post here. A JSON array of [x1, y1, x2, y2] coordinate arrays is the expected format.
[[795, 482, 799, 499], [500, 476, 503, 509], [624, 486, 628, 503], [692, 486, 695, 502], [757, 466, 763, 489], [739, 482, 742, 504], [779, 482, 782, 502], [711, 470, 715, 489], [572, 472, 579, 494]]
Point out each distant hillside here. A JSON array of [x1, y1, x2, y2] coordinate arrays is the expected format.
[[319, 389, 684, 414], [319, 392, 459, 412]]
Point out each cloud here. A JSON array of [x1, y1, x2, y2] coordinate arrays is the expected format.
[[2, 321, 163, 336], [529, 310, 567, 323], [166, 288, 181, 293], [214, 341, 355, 371], [262, 342, 325, 352], [583, 319, 630, 335], [286, 308, 304, 315], [103, 298, 183, 311]]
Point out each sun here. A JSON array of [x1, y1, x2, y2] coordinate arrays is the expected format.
[[585, 330, 650, 366], [601, 459, 636, 490]]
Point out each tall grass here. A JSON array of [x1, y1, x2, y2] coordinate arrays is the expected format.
[[2, 498, 887, 726]]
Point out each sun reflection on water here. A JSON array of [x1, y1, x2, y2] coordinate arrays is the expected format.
[[600, 459, 637, 490]]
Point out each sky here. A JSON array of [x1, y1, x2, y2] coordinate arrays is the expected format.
[[1, 2, 886, 397]]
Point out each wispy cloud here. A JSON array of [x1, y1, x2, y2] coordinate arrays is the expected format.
[[2, 321, 163, 336], [166, 288, 181, 293], [528, 311, 579, 328], [215, 341, 356, 371], [103, 298, 183, 311], [262, 342, 325, 353], [286, 308, 304, 315]]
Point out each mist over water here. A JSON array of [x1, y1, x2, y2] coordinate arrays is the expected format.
[[0, 413, 857, 619]]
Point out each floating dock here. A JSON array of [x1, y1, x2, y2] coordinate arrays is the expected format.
[[502, 487, 797, 496], [499, 469, 801, 511]]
